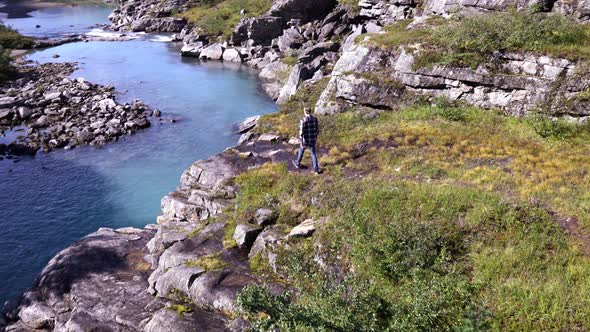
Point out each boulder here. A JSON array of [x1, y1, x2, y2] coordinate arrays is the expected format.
[[233, 16, 284, 45], [181, 42, 204, 57], [259, 61, 290, 82], [233, 224, 263, 248], [18, 303, 56, 329], [17, 107, 32, 119], [0, 109, 13, 122], [200, 43, 224, 60], [222, 48, 243, 63], [288, 219, 316, 238], [278, 27, 306, 52], [268, 0, 338, 22], [238, 132, 256, 144], [43, 91, 62, 101], [258, 133, 280, 142], [189, 271, 256, 312], [144, 307, 227, 332], [0, 96, 18, 108], [237, 115, 260, 133], [298, 42, 340, 64], [149, 265, 205, 296], [254, 208, 277, 227]]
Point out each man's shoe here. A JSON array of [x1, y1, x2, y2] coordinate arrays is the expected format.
[[313, 169, 322, 175], [292, 160, 301, 169]]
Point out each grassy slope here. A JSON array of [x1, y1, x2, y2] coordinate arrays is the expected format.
[[367, 11, 590, 70], [225, 66, 590, 330]]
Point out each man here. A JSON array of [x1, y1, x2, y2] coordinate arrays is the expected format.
[[292, 107, 321, 174]]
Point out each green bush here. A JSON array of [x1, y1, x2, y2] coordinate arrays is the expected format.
[[0, 47, 15, 82], [525, 113, 582, 140], [0, 25, 34, 49]]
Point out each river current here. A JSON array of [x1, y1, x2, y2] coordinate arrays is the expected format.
[[0, 4, 276, 304]]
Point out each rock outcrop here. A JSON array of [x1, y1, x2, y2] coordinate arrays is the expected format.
[[315, 44, 585, 117], [2, 121, 305, 330]]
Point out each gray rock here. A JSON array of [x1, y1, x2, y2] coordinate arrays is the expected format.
[[233, 16, 284, 46], [18, 303, 55, 329], [44, 91, 62, 101], [0, 96, 18, 108], [17, 107, 32, 119], [238, 131, 256, 144], [254, 208, 277, 227], [258, 133, 280, 142], [268, 0, 338, 21], [180, 42, 204, 57], [259, 61, 290, 83], [238, 115, 260, 133], [288, 219, 316, 238], [77, 129, 95, 143], [149, 265, 205, 296], [278, 27, 306, 52], [233, 224, 263, 248], [143, 307, 227, 332], [222, 48, 242, 63], [0, 109, 13, 121], [189, 271, 256, 312], [200, 43, 225, 60]]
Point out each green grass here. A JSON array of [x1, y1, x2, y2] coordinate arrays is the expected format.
[[368, 11, 590, 69], [238, 179, 590, 331], [166, 304, 194, 318], [0, 25, 34, 49], [179, 0, 272, 38], [184, 253, 228, 271], [236, 92, 590, 330]]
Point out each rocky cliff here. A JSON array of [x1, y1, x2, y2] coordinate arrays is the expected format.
[[4, 0, 590, 330]]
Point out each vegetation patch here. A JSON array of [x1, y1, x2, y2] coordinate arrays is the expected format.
[[236, 93, 590, 330], [0, 25, 34, 50], [179, 0, 273, 38], [368, 11, 590, 69], [185, 253, 228, 271], [166, 304, 194, 318]]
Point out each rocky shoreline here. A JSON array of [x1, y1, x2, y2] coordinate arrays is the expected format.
[[4, 0, 590, 330], [0, 61, 156, 158]]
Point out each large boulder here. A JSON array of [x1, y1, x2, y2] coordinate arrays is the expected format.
[[233, 224, 263, 249], [200, 43, 225, 60], [233, 16, 284, 45], [277, 27, 306, 52], [268, 0, 338, 22], [222, 48, 243, 63]]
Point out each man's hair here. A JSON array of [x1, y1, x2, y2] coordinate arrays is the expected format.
[[304, 107, 312, 114]]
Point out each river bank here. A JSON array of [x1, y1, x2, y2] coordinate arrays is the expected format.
[[4, 0, 590, 330], [0, 2, 276, 313]]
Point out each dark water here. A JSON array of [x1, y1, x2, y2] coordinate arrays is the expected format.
[[0, 7, 276, 305]]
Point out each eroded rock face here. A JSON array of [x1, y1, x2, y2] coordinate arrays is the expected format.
[[268, 0, 339, 22], [316, 44, 582, 117], [3, 228, 163, 331]]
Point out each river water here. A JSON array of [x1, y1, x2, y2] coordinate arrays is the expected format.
[[0, 4, 276, 305]]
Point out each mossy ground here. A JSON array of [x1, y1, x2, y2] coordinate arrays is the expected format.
[[231, 74, 590, 330], [178, 0, 273, 39]]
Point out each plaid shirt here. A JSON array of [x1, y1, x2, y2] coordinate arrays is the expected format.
[[299, 114, 319, 147]]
